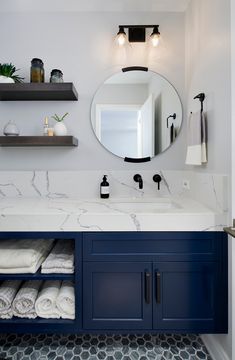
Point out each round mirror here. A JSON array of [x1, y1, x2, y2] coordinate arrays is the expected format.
[[91, 68, 183, 161]]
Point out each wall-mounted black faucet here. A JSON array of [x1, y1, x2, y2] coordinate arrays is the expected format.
[[153, 174, 162, 190], [133, 174, 143, 189]]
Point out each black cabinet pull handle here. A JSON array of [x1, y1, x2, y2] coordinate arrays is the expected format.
[[156, 272, 161, 304], [145, 272, 151, 304]]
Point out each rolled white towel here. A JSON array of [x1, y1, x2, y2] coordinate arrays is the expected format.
[[12, 280, 42, 319], [35, 280, 61, 319], [0, 280, 22, 319], [56, 281, 75, 320], [41, 240, 74, 274]]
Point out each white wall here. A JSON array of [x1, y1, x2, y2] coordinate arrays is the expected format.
[[230, 1, 235, 359], [185, 0, 232, 359], [0, 11, 185, 170], [185, 0, 231, 174]]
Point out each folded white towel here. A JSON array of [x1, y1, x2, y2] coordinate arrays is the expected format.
[[35, 280, 61, 319], [56, 281, 75, 320], [0, 239, 54, 274], [41, 240, 74, 274], [41, 267, 74, 274], [0, 280, 22, 319], [12, 280, 42, 319], [185, 111, 207, 165]]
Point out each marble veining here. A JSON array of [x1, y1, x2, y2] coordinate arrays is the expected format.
[[31, 171, 42, 197], [159, 171, 172, 196], [0, 170, 228, 232], [46, 171, 68, 199], [0, 197, 228, 232]]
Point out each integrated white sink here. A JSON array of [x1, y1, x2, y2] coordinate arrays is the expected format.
[[109, 198, 181, 213], [0, 197, 225, 231]]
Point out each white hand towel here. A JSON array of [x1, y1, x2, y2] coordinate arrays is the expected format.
[[0, 239, 54, 273], [12, 280, 42, 319], [185, 111, 207, 165], [56, 281, 75, 320], [41, 240, 74, 273], [0, 280, 22, 319], [35, 280, 61, 319]]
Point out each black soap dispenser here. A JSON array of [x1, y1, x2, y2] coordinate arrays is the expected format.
[[100, 175, 110, 199]]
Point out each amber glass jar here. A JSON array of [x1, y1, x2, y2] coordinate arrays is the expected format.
[[30, 58, 44, 83]]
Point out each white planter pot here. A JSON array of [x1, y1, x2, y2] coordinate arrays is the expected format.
[[0, 76, 15, 83], [54, 122, 67, 136]]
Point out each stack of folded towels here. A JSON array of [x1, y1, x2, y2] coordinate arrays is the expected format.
[[41, 240, 74, 274], [0, 239, 54, 274], [0, 280, 75, 320]]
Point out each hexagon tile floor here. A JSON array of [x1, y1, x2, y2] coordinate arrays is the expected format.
[[0, 334, 212, 360]]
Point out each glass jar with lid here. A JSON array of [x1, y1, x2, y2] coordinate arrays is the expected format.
[[50, 69, 63, 83], [30, 58, 44, 83]]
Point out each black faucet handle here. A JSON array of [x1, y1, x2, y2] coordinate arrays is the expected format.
[[153, 174, 162, 190], [133, 174, 143, 189]]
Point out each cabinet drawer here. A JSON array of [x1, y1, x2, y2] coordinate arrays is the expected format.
[[83, 232, 225, 261]]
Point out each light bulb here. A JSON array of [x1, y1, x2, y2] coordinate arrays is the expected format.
[[115, 27, 127, 47], [150, 33, 160, 47], [116, 33, 127, 46], [150, 26, 161, 47]]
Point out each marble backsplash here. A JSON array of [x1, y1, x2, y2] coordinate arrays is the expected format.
[[0, 170, 228, 214]]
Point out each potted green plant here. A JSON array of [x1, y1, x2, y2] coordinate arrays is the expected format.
[[52, 112, 68, 136], [0, 63, 24, 83]]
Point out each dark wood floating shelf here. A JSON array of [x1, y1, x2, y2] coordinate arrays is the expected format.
[[0, 136, 78, 147], [0, 82, 78, 101]]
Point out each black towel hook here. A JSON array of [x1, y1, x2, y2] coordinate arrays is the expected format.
[[194, 93, 205, 112], [167, 113, 176, 128]]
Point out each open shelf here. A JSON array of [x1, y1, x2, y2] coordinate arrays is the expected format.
[[0, 82, 78, 101], [0, 318, 75, 324], [0, 136, 78, 147], [0, 270, 75, 281]]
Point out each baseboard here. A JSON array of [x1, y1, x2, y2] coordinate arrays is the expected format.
[[201, 335, 230, 360]]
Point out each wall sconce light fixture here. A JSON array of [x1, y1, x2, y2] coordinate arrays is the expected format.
[[115, 25, 161, 47]]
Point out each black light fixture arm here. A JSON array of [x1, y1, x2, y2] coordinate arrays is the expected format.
[[119, 25, 159, 29], [117, 25, 160, 43]]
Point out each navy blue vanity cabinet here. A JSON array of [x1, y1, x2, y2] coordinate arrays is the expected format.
[[0, 230, 227, 334], [153, 262, 220, 332], [83, 262, 152, 330], [0, 232, 82, 334], [83, 231, 228, 333]]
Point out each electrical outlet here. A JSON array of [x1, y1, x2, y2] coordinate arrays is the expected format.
[[182, 179, 190, 190]]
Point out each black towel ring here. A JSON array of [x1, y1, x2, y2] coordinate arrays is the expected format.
[[194, 93, 205, 112]]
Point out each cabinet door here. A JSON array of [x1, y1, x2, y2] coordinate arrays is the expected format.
[[153, 262, 224, 332], [83, 262, 152, 330]]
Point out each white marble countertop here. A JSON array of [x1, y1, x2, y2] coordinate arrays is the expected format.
[[0, 197, 228, 232]]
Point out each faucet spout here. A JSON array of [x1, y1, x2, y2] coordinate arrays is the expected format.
[[133, 174, 143, 189]]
